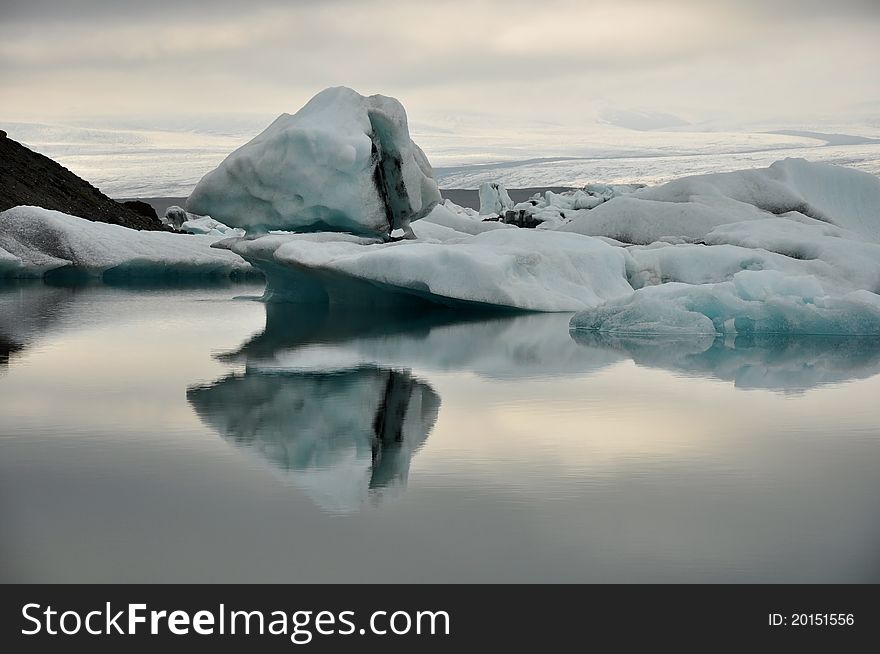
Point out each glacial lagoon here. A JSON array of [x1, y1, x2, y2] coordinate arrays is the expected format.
[[1, 281, 879, 583]]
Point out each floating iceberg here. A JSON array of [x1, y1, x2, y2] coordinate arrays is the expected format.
[[558, 158, 880, 244], [163, 205, 244, 237], [0, 206, 254, 280], [571, 270, 880, 336], [569, 160, 880, 336], [186, 86, 441, 238], [478, 182, 514, 215], [217, 218, 633, 311], [210, 156, 879, 326]]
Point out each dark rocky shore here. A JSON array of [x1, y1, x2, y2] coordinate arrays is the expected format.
[[0, 130, 165, 231]]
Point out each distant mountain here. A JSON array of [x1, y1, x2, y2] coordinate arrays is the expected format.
[[0, 129, 165, 230]]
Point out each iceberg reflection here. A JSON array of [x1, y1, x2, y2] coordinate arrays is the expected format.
[[0, 281, 74, 370], [193, 301, 880, 513], [220, 302, 623, 380], [187, 366, 439, 513], [571, 331, 880, 392]]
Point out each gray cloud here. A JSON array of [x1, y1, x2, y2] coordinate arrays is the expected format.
[[0, 0, 878, 127]]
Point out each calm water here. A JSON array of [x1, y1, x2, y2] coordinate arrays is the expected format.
[[1, 281, 879, 583]]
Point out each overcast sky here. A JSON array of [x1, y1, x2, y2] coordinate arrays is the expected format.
[[1, 0, 879, 129]]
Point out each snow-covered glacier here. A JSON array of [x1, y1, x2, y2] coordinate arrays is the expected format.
[[186, 86, 441, 238]]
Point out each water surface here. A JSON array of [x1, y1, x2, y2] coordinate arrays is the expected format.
[[1, 281, 879, 582]]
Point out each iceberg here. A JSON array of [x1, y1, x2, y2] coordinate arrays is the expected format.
[[0, 206, 254, 280], [478, 182, 514, 216], [163, 205, 244, 237], [217, 224, 633, 311], [186, 86, 441, 238], [207, 155, 879, 324], [558, 158, 880, 244], [570, 270, 880, 336], [162, 205, 191, 230], [416, 202, 512, 238]]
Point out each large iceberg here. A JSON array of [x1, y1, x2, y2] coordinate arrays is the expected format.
[[214, 157, 880, 326], [0, 206, 254, 280], [569, 164, 880, 336], [171, 87, 880, 329], [186, 86, 441, 238], [217, 208, 633, 311], [558, 158, 880, 245]]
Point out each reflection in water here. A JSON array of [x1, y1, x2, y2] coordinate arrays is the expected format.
[[571, 331, 880, 392], [221, 302, 623, 380], [192, 299, 880, 512], [3, 281, 880, 581], [188, 367, 439, 513], [0, 279, 245, 372], [0, 281, 75, 370]]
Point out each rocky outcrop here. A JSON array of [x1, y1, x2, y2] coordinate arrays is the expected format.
[[120, 200, 160, 223], [0, 131, 166, 231]]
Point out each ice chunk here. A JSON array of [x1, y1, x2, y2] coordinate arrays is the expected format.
[[766, 158, 880, 242], [478, 182, 514, 215], [416, 203, 512, 239], [186, 86, 442, 238], [219, 229, 633, 311], [571, 270, 880, 336], [0, 206, 254, 280], [583, 183, 645, 201], [162, 205, 190, 230], [162, 205, 244, 237], [180, 216, 245, 238], [442, 198, 481, 219], [621, 220, 880, 297], [559, 158, 880, 244]]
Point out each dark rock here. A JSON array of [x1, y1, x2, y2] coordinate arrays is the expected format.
[[502, 209, 543, 228], [0, 133, 165, 230], [120, 200, 160, 222]]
